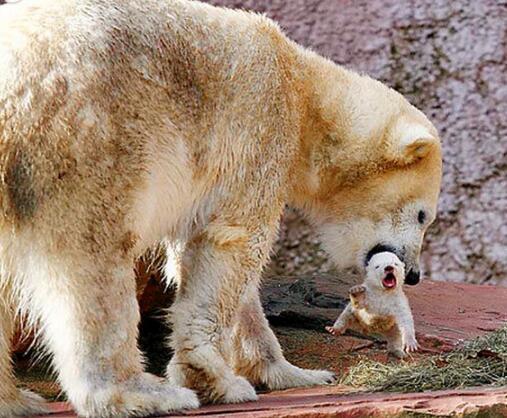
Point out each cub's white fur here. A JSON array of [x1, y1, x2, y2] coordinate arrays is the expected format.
[[326, 252, 418, 358]]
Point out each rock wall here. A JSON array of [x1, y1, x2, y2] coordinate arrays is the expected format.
[[207, 0, 507, 285]]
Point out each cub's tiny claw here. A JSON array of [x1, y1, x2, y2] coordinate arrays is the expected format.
[[325, 325, 344, 336], [349, 285, 366, 297]]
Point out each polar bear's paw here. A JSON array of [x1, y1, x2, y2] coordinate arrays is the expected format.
[[261, 360, 336, 390], [0, 389, 49, 418], [76, 373, 199, 418], [219, 375, 258, 404], [167, 356, 257, 405]]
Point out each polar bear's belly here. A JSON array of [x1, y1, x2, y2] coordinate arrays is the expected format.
[[129, 137, 201, 251]]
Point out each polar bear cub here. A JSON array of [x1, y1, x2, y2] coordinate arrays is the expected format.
[[326, 252, 418, 358]]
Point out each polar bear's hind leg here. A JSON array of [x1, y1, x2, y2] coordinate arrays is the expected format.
[[231, 284, 335, 390], [0, 288, 48, 418], [19, 253, 198, 418]]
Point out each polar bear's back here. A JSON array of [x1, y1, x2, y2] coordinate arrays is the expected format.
[[0, 0, 295, 248]]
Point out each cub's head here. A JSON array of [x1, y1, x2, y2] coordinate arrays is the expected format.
[[365, 252, 405, 291], [298, 67, 442, 285]]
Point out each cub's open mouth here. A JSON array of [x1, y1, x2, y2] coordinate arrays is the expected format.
[[382, 272, 397, 289]]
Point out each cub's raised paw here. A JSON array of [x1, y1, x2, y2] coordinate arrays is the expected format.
[[349, 285, 367, 308], [349, 285, 366, 297]]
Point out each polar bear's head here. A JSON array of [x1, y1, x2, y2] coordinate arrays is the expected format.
[[315, 136, 441, 285], [296, 69, 442, 285]]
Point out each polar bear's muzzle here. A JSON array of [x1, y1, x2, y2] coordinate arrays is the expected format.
[[405, 269, 420, 285]]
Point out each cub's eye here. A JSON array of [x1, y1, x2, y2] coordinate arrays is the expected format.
[[417, 210, 426, 225]]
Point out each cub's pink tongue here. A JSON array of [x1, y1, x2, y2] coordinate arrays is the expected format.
[[382, 273, 396, 289]]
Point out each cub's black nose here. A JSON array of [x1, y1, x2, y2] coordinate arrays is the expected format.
[[405, 269, 420, 285], [384, 266, 394, 273]]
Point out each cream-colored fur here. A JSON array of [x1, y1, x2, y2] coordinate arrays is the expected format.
[[326, 252, 418, 358], [0, 0, 441, 416]]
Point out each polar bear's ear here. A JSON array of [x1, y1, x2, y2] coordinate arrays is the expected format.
[[395, 125, 439, 164], [402, 137, 435, 158]]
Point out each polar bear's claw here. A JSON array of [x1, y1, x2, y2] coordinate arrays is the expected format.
[[261, 360, 336, 390], [75, 373, 199, 418]]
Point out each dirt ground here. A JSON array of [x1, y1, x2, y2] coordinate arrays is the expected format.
[[14, 324, 426, 401]]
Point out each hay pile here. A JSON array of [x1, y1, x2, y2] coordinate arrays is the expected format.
[[342, 325, 507, 392]]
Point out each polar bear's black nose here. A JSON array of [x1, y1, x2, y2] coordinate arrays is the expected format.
[[405, 269, 420, 285]]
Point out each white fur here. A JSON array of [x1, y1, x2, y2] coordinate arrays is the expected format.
[[318, 200, 434, 274], [397, 123, 433, 149], [328, 252, 418, 358], [0, 230, 199, 417], [130, 135, 199, 251]]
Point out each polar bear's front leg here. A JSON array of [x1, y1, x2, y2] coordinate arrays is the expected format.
[[167, 226, 264, 404], [231, 283, 335, 390], [0, 296, 47, 418], [24, 259, 198, 418]]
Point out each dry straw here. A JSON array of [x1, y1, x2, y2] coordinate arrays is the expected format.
[[342, 325, 507, 392]]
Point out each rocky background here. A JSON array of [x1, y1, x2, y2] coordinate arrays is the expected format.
[[206, 0, 507, 285]]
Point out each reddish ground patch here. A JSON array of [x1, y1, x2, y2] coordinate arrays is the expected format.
[[38, 386, 507, 418], [406, 280, 507, 350], [274, 327, 425, 379], [20, 280, 507, 416]]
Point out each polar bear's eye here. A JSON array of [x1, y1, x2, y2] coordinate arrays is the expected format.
[[417, 210, 426, 225]]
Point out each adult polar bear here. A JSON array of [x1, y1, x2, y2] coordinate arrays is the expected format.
[[0, 0, 442, 416]]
